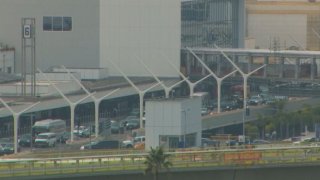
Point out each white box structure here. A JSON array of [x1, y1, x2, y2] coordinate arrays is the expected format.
[[145, 97, 202, 150]]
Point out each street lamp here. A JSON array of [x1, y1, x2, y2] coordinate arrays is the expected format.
[[181, 109, 189, 148], [214, 44, 266, 142], [30, 113, 34, 151], [2, 54, 5, 73], [181, 110, 186, 148]]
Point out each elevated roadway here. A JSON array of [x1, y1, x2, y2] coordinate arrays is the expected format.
[[201, 97, 320, 130]]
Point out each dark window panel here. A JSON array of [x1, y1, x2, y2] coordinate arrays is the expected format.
[[63, 17, 72, 31], [43, 16, 52, 31], [53, 16, 63, 31]]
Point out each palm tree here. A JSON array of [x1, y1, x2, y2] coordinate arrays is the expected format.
[[144, 146, 172, 180]]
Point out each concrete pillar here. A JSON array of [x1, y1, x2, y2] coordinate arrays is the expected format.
[[264, 56, 269, 78], [248, 54, 253, 73], [201, 53, 206, 76], [217, 55, 222, 76], [279, 57, 285, 78], [311, 57, 316, 80], [295, 58, 300, 79], [186, 52, 191, 76]]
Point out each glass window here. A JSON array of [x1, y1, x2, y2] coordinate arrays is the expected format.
[[52, 17, 63, 31], [43, 16, 72, 32], [7, 67, 11, 74], [43, 16, 52, 31], [63, 17, 72, 31]]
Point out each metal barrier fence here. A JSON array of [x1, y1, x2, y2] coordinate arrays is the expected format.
[[1, 146, 320, 178]]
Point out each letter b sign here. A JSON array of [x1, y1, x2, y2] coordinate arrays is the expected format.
[[23, 25, 31, 38]]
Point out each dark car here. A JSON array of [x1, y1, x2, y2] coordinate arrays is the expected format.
[[248, 96, 264, 105], [58, 132, 71, 143], [201, 108, 209, 116], [1, 143, 20, 155], [80, 140, 120, 150], [225, 140, 238, 146], [252, 139, 271, 145], [129, 108, 140, 117], [201, 138, 220, 147], [221, 101, 238, 111], [18, 134, 32, 147], [111, 121, 124, 134], [126, 119, 140, 130]]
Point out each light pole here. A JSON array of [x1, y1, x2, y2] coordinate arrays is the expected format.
[[30, 113, 34, 151], [214, 44, 266, 141], [2, 54, 5, 73], [181, 110, 187, 148], [187, 48, 238, 113]]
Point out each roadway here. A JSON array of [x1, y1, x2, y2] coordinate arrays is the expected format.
[[201, 97, 320, 130]]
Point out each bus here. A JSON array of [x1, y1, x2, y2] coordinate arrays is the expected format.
[[32, 119, 66, 141]]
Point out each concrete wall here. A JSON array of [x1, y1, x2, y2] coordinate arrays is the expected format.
[[100, 0, 181, 77], [247, 14, 307, 49], [145, 98, 201, 149], [0, 50, 15, 73], [0, 0, 100, 71], [52, 67, 109, 80], [0, 80, 80, 96], [20, 164, 320, 180]]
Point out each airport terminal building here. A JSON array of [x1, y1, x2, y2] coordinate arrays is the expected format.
[[0, 0, 181, 78]]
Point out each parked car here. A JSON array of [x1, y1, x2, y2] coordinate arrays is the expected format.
[[18, 133, 32, 147], [252, 139, 271, 145], [58, 132, 71, 143], [225, 140, 238, 146], [126, 119, 140, 130], [129, 108, 140, 117], [73, 126, 87, 137], [122, 136, 145, 148], [293, 137, 317, 145], [221, 101, 238, 111], [80, 140, 120, 150], [134, 142, 145, 150], [2, 143, 20, 155], [201, 138, 220, 147], [201, 107, 209, 116], [34, 133, 57, 148], [111, 121, 124, 134], [248, 96, 264, 105]]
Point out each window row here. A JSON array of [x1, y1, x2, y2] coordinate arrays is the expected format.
[[43, 16, 72, 31]]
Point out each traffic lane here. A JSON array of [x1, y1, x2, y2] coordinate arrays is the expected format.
[[202, 97, 319, 130]]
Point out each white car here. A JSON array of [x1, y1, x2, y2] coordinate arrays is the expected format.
[[34, 133, 57, 148], [121, 136, 145, 148]]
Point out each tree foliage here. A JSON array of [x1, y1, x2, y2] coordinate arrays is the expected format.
[[248, 101, 320, 139], [144, 146, 172, 180]]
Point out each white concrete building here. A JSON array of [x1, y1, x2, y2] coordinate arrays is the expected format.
[[0, 0, 181, 78], [246, 0, 320, 51], [145, 97, 202, 149], [0, 47, 15, 74]]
